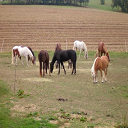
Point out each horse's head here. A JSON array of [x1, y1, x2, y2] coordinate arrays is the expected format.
[[50, 62, 54, 73], [31, 56, 36, 65], [55, 44, 61, 53], [106, 52, 110, 62]]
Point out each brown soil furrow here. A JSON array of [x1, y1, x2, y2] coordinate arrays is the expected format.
[[0, 5, 128, 52]]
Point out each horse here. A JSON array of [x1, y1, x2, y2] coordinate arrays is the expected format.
[[38, 50, 51, 77], [73, 40, 88, 59], [91, 54, 110, 83], [50, 49, 77, 75], [55, 43, 61, 53], [12, 46, 36, 66], [55, 43, 72, 69], [95, 42, 110, 59]]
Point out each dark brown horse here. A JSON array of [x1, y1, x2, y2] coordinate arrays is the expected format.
[[38, 50, 51, 77], [95, 42, 110, 61], [55, 44, 72, 69]]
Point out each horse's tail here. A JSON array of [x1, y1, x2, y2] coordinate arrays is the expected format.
[[12, 48, 14, 64]]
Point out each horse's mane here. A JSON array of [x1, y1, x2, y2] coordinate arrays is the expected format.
[[28, 47, 35, 56]]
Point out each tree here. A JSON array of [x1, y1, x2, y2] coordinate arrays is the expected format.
[[100, 0, 105, 5], [112, 0, 128, 12]]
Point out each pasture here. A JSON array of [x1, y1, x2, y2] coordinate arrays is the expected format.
[[0, 5, 128, 128], [0, 51, 128, 127]]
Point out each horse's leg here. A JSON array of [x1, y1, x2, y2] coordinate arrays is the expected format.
[[58, 62, 60, 74], [43, 62, 45, 76], [45, 63, 48, 74], [16, 55, 19, 65], [39, 61, 42, 77], [71, 62, 76, 75], [26, 56, 29, 66], [14, 55, 16, 65], [79, 49, 81, 58], [105, 68, 107, 82], [47, 63, 51, 76], [61, 62, 66, 74], [100, 69, 103, 83]]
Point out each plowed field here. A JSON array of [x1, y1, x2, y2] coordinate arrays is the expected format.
[[0, 5, 128, 52]]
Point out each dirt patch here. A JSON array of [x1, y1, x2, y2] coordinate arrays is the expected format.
[[11, 103, 40, 113], [23, 77, 53, 82]]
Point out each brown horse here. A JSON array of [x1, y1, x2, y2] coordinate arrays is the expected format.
[[55, 44, 61, 53], [38, 50, 51, 77], [91, 54, 110, 83], [95, 42, 110, 61]]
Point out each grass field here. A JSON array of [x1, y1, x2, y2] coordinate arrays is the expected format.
[[0, 51, 128, 128], [88, 0, 120, 11]]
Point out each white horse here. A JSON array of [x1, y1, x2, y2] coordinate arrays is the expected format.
[[73, 40, 88, 59], [12, 46, 35, 66]]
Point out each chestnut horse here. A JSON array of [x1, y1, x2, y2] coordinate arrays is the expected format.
[[12, 46, 36, 66], [95, 42, 110, 59], [91, 55, 110, 83], [38, 50, 51, 77], [55, 44, 61, 53]]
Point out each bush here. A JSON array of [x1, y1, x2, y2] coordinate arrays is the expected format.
[[100, 0, 105, 5]]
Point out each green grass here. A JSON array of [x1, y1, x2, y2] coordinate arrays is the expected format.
[[0, 51, 128, 127], [0, 79, 58, 128], [88, 0, 121, 12]]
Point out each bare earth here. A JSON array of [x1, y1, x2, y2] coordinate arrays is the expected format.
[[0, 5, 128, 52]]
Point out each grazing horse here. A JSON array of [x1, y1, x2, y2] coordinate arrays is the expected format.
[[38, 50, 51, 77], [50, 49, 77, 75], [12, 46, 35, 66], [91, 55, 110, 83], [95, 42, 110, 59], [55, 43, 61, 53], [73, 40, 88, 59], [55, 43, 72, 69]]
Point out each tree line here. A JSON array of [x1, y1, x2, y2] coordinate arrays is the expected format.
[[5, 0, 128, 13], [10, 0, 89, 6]]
